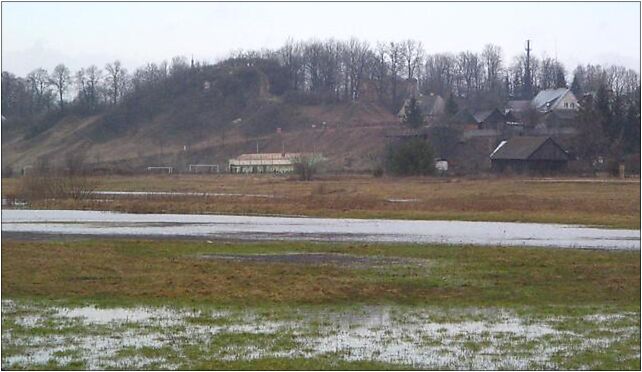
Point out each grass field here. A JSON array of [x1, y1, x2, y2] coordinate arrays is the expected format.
[[2, 174, 640, 369], [2, 239, 640, 369], [2, 174, 640, 228]]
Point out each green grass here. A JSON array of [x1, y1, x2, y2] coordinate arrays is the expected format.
[[3, 239, 639, 309]]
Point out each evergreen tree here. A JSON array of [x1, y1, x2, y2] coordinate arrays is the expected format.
[[594, 84, 613, 140], [554, 68, 567, 88], [445, 94, 459, 116], [401, 97, 424, 128], [623, 87, 641, 155], [570, 76, 581, 96], [385, 138, 435, 176], [572, 94, 608, 171]]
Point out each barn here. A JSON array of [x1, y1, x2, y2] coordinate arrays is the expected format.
[[490, 136, 570, 173]]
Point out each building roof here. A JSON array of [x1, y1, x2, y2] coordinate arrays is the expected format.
[[399, 94, 445, 117], [506, 100, 531, 112], [452, 109, 476, 124], [490, 136, 560, 160], [473, 108, 505, 124], [234, 153, 306, 161], [473, 110, 492, 123], [531, 88, 570, 111], [417, 94, 444, 115], [504, 110, 521, 123]]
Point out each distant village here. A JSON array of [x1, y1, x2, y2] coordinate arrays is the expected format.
[[389, 80, 580, 174], [227, 82, 606, 177]]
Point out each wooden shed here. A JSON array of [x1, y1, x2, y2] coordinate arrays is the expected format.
[[490, 136, 569, 173]]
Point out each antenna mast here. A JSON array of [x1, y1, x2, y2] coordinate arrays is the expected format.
[[524, 40, 533, 99]]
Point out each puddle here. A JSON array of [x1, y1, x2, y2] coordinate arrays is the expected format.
[[386, 198, 420, 203], [2, 210, 639, 250], [56, 306, 180, 325], [2, 299, 639, 370]]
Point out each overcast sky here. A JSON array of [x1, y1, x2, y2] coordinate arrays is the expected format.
[[2, 2, 640, 76]]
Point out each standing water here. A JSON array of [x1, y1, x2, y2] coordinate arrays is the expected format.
[[1, 209, 639, 250]]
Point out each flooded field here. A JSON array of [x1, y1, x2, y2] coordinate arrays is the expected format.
[[2, 209, 639, 249], [2, 299, 639, 370]]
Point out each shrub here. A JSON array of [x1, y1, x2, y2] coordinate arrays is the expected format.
[[2, 165, 13, 178], [292, 153, 326, 181], [17, 155, 98, 201], [372, 166, 384, 177], [385, 138, 436, 176]]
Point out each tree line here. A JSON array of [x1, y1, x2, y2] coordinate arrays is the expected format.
[[2, 37, 640, 123]]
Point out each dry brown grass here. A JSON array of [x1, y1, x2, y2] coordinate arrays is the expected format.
[[2, 174, 640, 228]]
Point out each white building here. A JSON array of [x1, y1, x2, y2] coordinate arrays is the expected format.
[[229, 153, 310, 174]]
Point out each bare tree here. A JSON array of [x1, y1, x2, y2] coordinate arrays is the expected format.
[[401, 39, 424, 80], [386, 42, 404, 109], [279, 38, 305, 91], [456, 51, 482, 97], [104, 60, 128, 105], [371, 43, 390, 99], [346, 38, 370, 100], [482, 44, 503, 92], [86, 65, 103, 109], [170, 56, 190, 75], [422, 53, 456, 96], [49, 64, 71, 111], [76, 66, 103, 113], [26, 68, 53, 113], [538, 57, 566, 90]]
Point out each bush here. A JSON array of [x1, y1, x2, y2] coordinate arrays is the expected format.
[[292, 154, 326, 181], [17, 155, 98, 201], [372, 166, 384, 177], [2, 165, 13, 178], [385, 138, 436, 176], [18, 171, 98, 201]]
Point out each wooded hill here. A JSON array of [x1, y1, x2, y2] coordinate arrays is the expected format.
[[2, 38, 640, 174], [1, 59, 399, 173]]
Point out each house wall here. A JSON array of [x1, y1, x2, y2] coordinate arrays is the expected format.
[[552, 91, 579, 111], [491, 159, 567, 173], [432, 96, 446, 116], [230, 164, 294, 174], [529, 139, 569, 161]]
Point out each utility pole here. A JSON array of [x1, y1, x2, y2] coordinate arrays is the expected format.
[[524, 40, 532, 99]]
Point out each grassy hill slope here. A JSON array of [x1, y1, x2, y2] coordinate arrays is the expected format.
[[2, 63, 399, 173]]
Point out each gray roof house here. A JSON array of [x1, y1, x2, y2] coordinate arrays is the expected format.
[[531, 88, 579, 113]]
